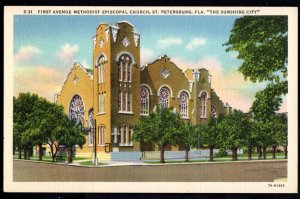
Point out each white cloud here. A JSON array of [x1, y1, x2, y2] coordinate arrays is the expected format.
[[14, 65, 67, 101], [57, 43, 79, 64], [14, 45, 42, 62], [157, 37, 182, 48], [186, 38, 206, 50], [140, 48, 155, 66]]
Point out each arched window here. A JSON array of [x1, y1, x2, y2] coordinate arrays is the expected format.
[[200, 92, 207, 118], [118, 54, 132, 82], [119, 125, 133, 146], [118, 91, 132, 113], [88, 109, 94, 146], [159, 87, 170, 109], [179, 91, 189, 118], [98, 92, 106, 114], [69, 94, 85, 125], [98, 126, 106, 146], [98, 56, 106, 84], [140, 86, 149, 115]]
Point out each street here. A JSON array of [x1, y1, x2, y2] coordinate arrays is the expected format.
[[13, 160, 287, 182]]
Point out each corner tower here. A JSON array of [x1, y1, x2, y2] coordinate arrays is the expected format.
[[93, 21, 141, 152]]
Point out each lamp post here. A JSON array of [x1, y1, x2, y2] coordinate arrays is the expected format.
[[93, 119, 97, 166], [82, 118, 97, 166]]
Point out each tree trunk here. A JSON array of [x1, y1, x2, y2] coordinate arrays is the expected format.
[[232, 147, 238, 161], [272, 146, 276, 159], [18, 146, 22, 159], [24, 148, 27, 159], [38, 144, 43, 161], [185, 148, 190, 162], [160, 145, 165, 163], [68, 146, 73, 163], [284, 145, 288, 159], [258, 146, 262, 160], [49, 144, 55, 162], [257, 146, 260, 153], [209, 146, 214, 161], [27, 149, 31, 160], [262, 146, 267, 160], [247, 146, 252, 160]]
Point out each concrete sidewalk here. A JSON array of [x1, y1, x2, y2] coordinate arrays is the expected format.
[[70, 159, 148, 167]]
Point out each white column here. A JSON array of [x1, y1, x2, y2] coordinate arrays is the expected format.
[[125, 126, 129, 145], [120, 126, 124, 145], [113, 128, 117, 143]]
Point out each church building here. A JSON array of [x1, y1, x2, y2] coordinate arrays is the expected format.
[[54, 21, 231, 157]]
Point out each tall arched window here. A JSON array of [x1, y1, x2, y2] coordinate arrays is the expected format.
[[200, 92, 207, 118], [140, 86, 149, 115], [179, 91, 188, 118], [159, 87, 170, 109], [98, 126, 106, 146], [119, 125, 133, 146], [69, 94, 85, 125], [118, 54, 132, 82], [88, 109, 94, 146], [98, 56, 106, 84]]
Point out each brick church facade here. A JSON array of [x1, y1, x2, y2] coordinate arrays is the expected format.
[[54, 21, 231, 156]]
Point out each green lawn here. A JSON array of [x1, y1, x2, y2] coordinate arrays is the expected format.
[[144, 152, 286, 164], [13, 155, 90, 163], [217, 152, 285, 158]]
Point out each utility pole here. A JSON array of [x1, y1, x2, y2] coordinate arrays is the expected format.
[[94, 118, 97, 166]]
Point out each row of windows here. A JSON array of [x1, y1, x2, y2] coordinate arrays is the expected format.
[[140, 86, 207, 119], [97, 54, 132, 84], [118, 91, 132, 113], [89, 125, 133, 147], [118, 125, 133, 146], [88, 126, 106, 146]]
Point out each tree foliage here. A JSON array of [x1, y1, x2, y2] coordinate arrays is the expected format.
[[178, 122, 201, 162], [201, 117, 221, 161], [224, 16, 288, 117], [13, 92, 86, 162], [132, 108, 181, 163], [224, 16, 287, 83], [58, 116, 85, 163], [218, 110, 250, 160]]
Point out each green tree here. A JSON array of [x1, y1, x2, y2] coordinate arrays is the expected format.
[[218, 110, 248, 161], [275, 114, 288, 159], [37, 103, 66, 162], [20, 128, 40, 159], [132, 108, 181, 163], [201, 117, 222, 161], [58, 116, 85, 163], [224, 16, 288, 114], [242, 114, 256, 160], [13, 93, 39, 159], [269, 114, 288, 159], [27, 97, 54, 161], [13, 92, 77, 162], [177, 122, 202, 162]]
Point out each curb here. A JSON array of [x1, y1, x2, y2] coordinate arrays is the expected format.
[[14, 158, 287, 168]]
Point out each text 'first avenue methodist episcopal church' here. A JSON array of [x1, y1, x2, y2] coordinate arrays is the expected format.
[[54, 21, 232, 158]]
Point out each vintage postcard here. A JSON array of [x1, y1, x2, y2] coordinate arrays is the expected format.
[[4, 6, 298, 193]]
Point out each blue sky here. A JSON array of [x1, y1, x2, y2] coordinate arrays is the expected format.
[[13, 15, 287, 112]]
